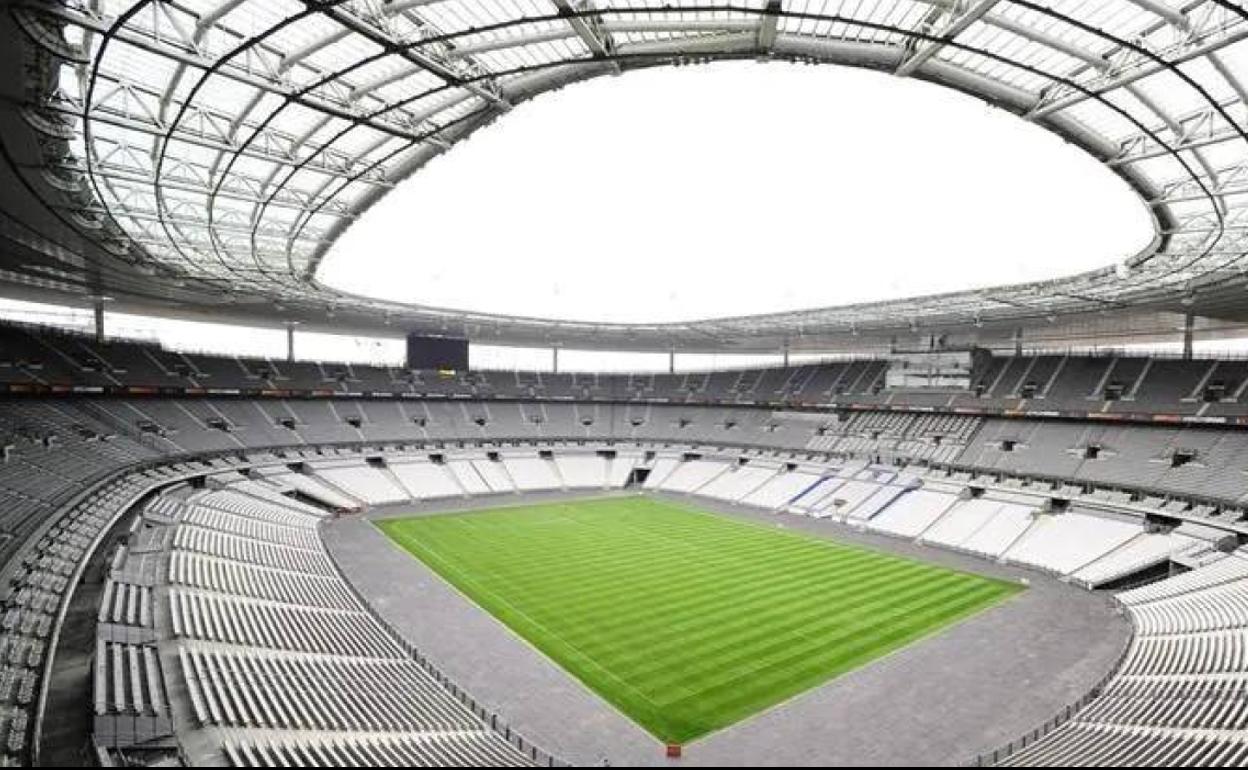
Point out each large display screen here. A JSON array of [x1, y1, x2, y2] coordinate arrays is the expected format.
[[406, 334, 469, 371]]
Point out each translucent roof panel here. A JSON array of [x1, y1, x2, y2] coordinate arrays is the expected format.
[[12, 0, 1248, 347]]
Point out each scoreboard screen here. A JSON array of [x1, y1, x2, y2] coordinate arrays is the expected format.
[[405, 334, 469, 371]]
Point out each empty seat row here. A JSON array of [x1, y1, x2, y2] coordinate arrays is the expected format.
[[93, 641, 167, 718], [998, 552, 1248, 766], [173, 524, 335, 576], [180, 647, 482, 734], [224, 730, 532, 767], [170, 591, 399, 658]]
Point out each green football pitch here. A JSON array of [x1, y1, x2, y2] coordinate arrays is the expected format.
[[377, 496, 1022, 744]]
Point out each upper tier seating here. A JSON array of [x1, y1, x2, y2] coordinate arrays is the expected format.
[[959, 418, 1248, 509], [805, 411, 980, 464], [12, 323, 1248, 419]]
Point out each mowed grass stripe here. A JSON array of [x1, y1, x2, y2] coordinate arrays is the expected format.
[[615, 568, 982, 686], [390, 517, 891, 624], [518, 573, 915, 690], [490, 544, 910, 638], [571, 558, 953, 670], [656, 578, 1006, 702], [413, 516, 865, 593], [378, 496, 1022, 743], [662, 582, 1011, 732], [402, 508, 913, 619], [618, 575, 990, 704]]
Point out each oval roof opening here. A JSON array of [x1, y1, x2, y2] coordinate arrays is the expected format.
[[319, 62, 1155, 325]]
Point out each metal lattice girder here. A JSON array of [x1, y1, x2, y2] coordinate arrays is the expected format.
[[60, 156, 360, 218], [553, 0, 617, 59], [896, 0, 1003, 77], [1157, 162, 1248, 204], [5, 0, 1248, 348], [320, 2, 510, 108], [42, 2, 455, 142], [1030, 23, 1248, 120], [1112, 99, 1248, 164], [39, 87, 399, 185], [60, 200, 330, 244]]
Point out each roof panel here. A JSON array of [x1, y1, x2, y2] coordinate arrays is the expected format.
[[12, 0, 1248, 349]]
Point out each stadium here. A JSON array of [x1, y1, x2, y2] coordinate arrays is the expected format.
[[0, 0, 1247, 766]]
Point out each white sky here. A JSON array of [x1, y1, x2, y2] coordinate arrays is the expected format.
[[319, 61, 1155, 324]]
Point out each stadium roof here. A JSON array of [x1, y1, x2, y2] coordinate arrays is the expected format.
[[4, 0, 1248, 352]]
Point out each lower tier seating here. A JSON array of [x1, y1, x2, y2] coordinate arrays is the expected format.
[[111, 484, 536, 766], [997, 550, 1248, 766], [224, 730, 535, 767]]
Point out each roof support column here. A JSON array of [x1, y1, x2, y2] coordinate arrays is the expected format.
[[669, 349, 676, 375], [758, 0, 782, 53], [286, 321, 297, 363], [1183, 313, 1195, 360], [552, 346, 560, 374], [93, 300, 105, 344]]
